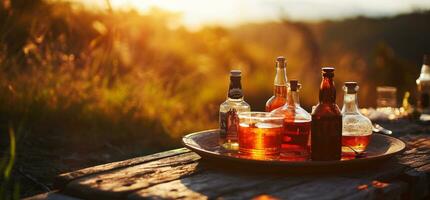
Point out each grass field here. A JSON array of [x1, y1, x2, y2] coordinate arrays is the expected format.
[[0, 0, 429, 198]]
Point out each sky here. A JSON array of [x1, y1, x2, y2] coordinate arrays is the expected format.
[[70, 0, 430, 29]]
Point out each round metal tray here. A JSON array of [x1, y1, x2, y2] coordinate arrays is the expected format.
[[182, 129, 406, 169]]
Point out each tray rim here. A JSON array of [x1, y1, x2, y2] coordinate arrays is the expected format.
[[182, 129, 407, 167]]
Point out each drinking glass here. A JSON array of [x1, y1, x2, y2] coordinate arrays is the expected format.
[[376, 86, 397, 108], [376, 86, 398, 120], [238, 112, 284, 156]]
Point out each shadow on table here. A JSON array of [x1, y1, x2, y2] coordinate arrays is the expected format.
[[173, 158, 407, 199]]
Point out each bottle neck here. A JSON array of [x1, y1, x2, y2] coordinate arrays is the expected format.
[[421, 64, 430, 74], [274, 67, 287, 97], [319, 76, 336, 104], [342, 93, 359, 113], [287, 90, 300, 107], [228, 77, 243, 99], [418, 64, 430, 83]]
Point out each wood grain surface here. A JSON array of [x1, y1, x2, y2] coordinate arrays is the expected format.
[[27, 121, 430, 200]]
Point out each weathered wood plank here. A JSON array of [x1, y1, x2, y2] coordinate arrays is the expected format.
[[63, 152, 201, 199], [24, 191, 81, 200], [223, 177, 371, 200], [343, 181, 407, 200], [129, 135, 430, 200], [54, 148, 190, 189], [128, 171, 309, 200], [128, 159, 405, 200], [48, 131, 430, 200], [401, 169, 430, 199], [397, 134, 430, 200]]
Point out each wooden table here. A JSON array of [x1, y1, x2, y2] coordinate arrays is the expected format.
[[27, 121, 430, 200]]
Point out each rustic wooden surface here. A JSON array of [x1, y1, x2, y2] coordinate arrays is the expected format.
[[26, 120, 430, 200]]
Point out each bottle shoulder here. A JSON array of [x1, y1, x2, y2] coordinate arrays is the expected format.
[[342, 115, 373, 135], [312, 103, 341, 116], [220, 99, 250, 111], [271, 105, 311, 121], [266, 95, 286, 103], [342, 113, 372, 123]]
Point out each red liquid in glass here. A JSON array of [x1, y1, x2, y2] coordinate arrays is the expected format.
[[238, 123, 283, 156], [282, 120, 311, 157]]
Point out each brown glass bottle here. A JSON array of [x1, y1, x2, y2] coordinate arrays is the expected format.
[[266, 56, 288, 112], [311, 67, 342, 161]]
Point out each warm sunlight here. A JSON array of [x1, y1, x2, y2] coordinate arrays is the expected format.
[[3, 0, 430, 199], [72, 0, 430, 28]]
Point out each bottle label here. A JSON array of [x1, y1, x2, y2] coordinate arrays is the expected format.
[[228, 88, 243, 99], [219, 108, 239, 141], [219, 112, 227, 139], [226, 108, 239, 141]]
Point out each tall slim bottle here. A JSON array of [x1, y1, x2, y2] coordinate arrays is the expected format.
[[311, 67, 342, 161], [416, 54, 430, 117], [219, 70, 251, 150], [266, 56, 288, 112]]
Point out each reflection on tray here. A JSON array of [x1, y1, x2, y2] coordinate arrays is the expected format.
[[216, 147, 368, 162]]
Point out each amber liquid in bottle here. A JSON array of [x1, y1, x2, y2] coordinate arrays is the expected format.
[[311, 67, 342, 161], [341, 82, 373, 155], [342, 135, 371, 153], [283, 120, 311, 153], [266, 56, 288, 112], [271, 80, 311, 160], [266, 85, 287, 112]]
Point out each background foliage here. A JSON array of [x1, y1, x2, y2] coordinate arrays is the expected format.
[[0, 0, 429, 197]]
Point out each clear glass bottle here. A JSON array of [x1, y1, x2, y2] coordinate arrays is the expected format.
[[219, 70, 251, 150], [341, 82, 373, 154], [417, 55, 430, 118], [271, 80, 311, 159], [266, 56, 288, 112], [311, 67, 342, 161]]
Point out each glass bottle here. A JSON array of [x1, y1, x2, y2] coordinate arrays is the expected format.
[[341, 82, 373, 154], [266, 56, 288, 112], [271, 80, 311, 159], [219, 70, 251, 150], [416, 55, 430, 118], [311, 67, 342, 161]]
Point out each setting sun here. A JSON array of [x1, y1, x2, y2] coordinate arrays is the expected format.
[[72, 0, 430, 28]]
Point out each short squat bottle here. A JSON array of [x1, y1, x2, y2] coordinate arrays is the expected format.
[[311, 67, 342, 161], [271, 80, 311, 159], [219, 70, 251, 150], [341, 82, 373, 154], [266, 56, 288, 112]]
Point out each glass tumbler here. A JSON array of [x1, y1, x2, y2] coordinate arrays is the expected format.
[[376, 86, 397, 108], [376, 86, 398, 120], [238, 112, 284, 156]]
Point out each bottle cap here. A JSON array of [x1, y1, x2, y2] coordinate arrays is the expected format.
[[344, 82, 358, 94], [290, 80, 299, 91], [424, 54, 430, 65], [230, 70, 241, 77], [276, 56, 286, 68], [277, 56, 285, 63], [322, 67, 335, 78], [228, 70, 243, 99], [322, 67, 335, 73]]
